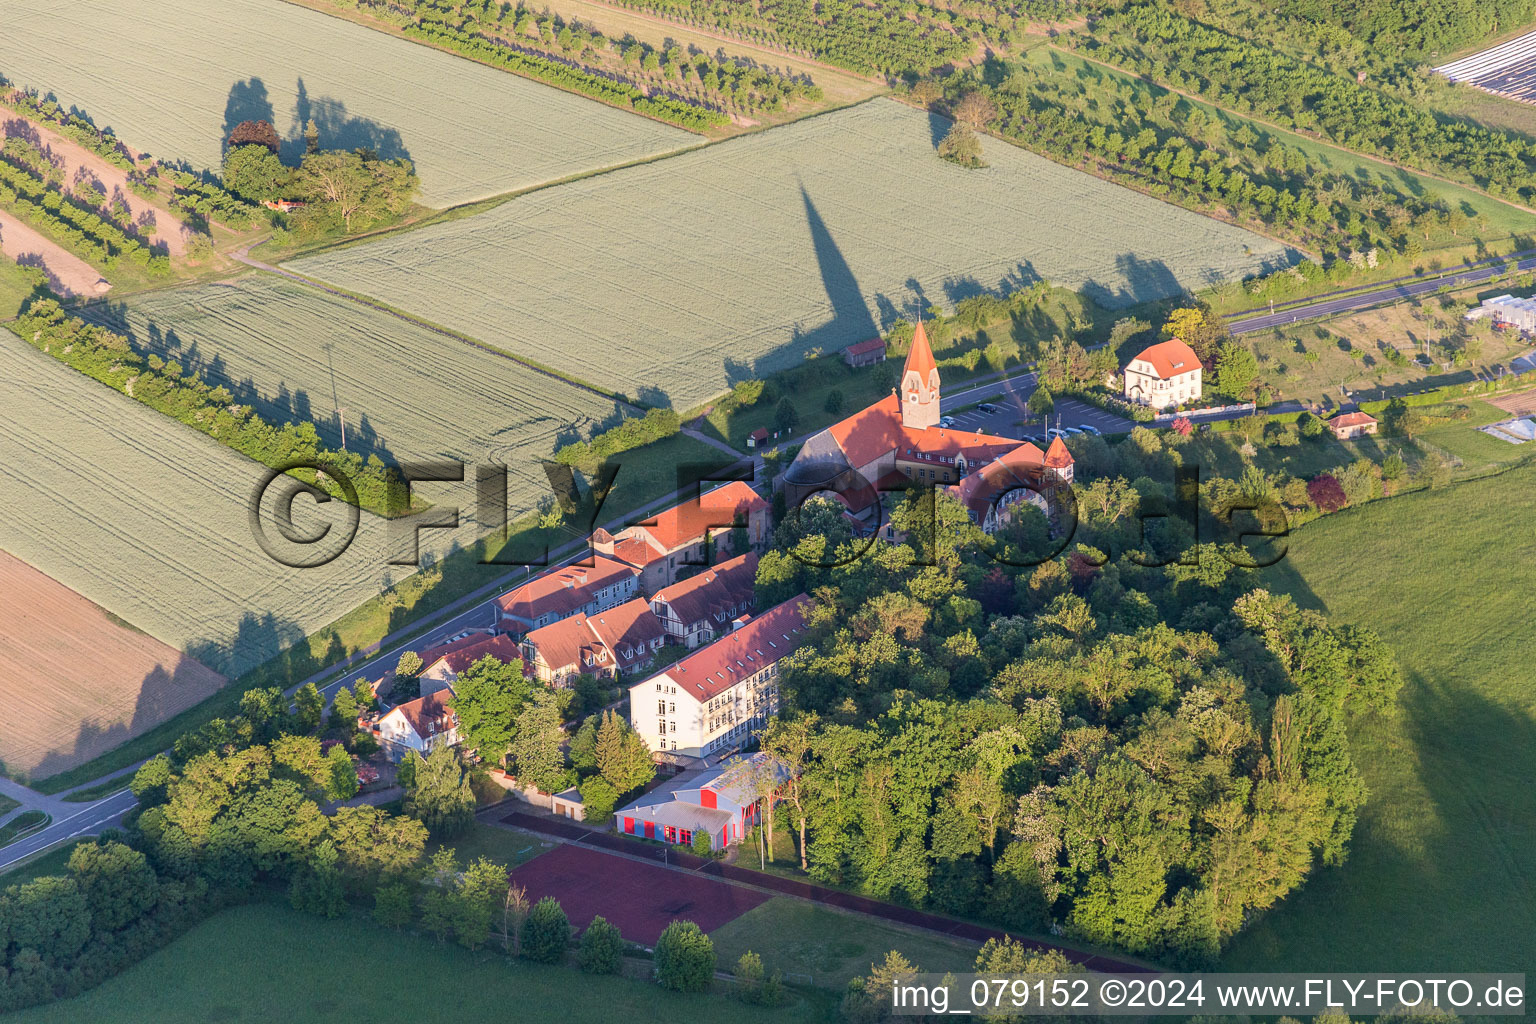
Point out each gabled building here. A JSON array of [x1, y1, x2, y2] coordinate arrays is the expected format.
[[1328, 411, 1378, 439], [629, 593, 814, 760], [784, 321, 1072, 530], [648, 551, 758, 649], [1124, 338, 1203, 411], [519, 598, 666, 684], [592, 481, 769, 591], [495, 556, 640, 635], [372, 689, 459, 763], [418, 633, 522, 697], [842, 337, 888, 368], [616, 752, 791, 849]]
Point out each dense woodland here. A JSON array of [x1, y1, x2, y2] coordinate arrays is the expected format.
[[755, 466, 1401, 963]]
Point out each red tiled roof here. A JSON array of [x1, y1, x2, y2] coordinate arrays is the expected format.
[[422, 633, 521, 675], [844, 338, 887, 357], [523, 615, 607, 674], [663, 593, 814, 702], [904, 321, 936, 379], [630, 481, 767, 553], [496, 556, 637, 623], [827, 393, 904, 468], [1044, 436, 1074, 468], [1330, 411, 1377, 429], [1131, 338, 1202, 379], [389, 690, 457, 740], [587, 598, 666, 670], [749, 427, 770, 441], [650, 552, 758, 628]]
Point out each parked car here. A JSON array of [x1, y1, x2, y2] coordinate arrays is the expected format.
[[938, 416, 956, 428], [1064, 426, 1085, 435], [1079, 425, 1101, 435], [1045, 428, 1066, 439], [978, 402, 997, 413]]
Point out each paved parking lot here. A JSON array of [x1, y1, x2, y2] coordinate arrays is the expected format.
[[944, 394, 1133, 439]]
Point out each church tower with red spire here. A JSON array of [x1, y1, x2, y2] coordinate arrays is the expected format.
[[900, 319, 941, 430]]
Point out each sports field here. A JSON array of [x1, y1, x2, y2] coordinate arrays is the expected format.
[[87, 275, 628, 513], [290, 98, 1297, 409], [0, 0, 691, 207], [0, 329, 450, 679], [511, 842, 770, 945], [0, 550, 225, 780], [2, 902, 829, 1024], [1224, 461, 1536, 972]]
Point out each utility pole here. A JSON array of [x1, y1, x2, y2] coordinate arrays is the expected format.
[[338, 406, 347, 451]]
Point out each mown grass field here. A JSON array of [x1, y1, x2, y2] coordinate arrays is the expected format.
[[88, 275, 631, 510], [1223, 462, 1536, 972], [4, 902, 832, 1024], [710, 897, 980, 990], [290, 98, 1295, 410], [0, 0, 691, 207]]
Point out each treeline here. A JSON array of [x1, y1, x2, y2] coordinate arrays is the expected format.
[[159, 168, 261, 230], [753, 481, 1401, 963], [0, 86, 134, 170], [554, 406, 681, 465], [1080, 4, 1536, 202], [928, 59, 1465, 263], [617, 0, 979, 76], [0, 159, 170, 275], [11, 302, 407, 517], [1282, 0, 1536, 61]]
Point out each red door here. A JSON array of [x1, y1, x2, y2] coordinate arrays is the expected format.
[[644, 821, 655, 839]]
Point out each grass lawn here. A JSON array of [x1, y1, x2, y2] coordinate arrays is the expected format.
[[4, 901, 834, 1024], [0, 793, 17, 817], [710, 896, 981, 990], [0, 258, 45, 320], [433, 822, 556, 869], [1222, 461, 1536, 972]]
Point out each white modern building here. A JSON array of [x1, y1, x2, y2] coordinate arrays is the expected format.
[[628, 593, 813, 760]]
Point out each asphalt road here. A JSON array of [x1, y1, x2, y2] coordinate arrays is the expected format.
[[1229, 253, 1536, 333], [0, 788, 137, 873]]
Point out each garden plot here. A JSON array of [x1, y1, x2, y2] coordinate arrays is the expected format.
[[0, 330, 480, 681], [87, 275, 626, 505], [290, 99, 1297, 409], [0, 0, 691, 207]]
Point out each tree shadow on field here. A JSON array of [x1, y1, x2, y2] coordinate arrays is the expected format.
[[282, 78, 412, 165], [13, 611, 314, 787], [222, 77, 276, 153]]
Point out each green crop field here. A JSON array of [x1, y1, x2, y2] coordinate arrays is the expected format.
[[3, 902, 830, 1024], [0, 329, 443, 683], [289, 98, 1297, 410], [0, 0, 691, 208], [1223, 463, 1536, 972], [86, 275, 629, 514]]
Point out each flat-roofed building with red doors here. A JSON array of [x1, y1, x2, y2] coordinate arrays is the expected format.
[[616, 751, 791, 849]]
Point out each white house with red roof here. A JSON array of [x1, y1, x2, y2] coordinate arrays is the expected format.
[[648, 551, 758, 649], [592, 481, 769, 592], [372, 690, 460, 763], [418, 633, 522, 697], [519, 597, 666, 684], [495, 556, 640, 634], [628, 593, 813, 760], [1124, 338, 1203, 411], [784, 321, 1072, 532]]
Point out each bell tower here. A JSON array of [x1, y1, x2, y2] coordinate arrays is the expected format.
[[900, 319, 941, 430]]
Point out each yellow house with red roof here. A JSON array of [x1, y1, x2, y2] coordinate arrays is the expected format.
[[1124, 337, 1203, 411]]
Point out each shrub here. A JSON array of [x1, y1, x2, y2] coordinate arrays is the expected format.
[[655, 919, 715, 992], [520, 896, 572, 964], [578, 915, 624, 974], [1307, 473, 1347, 512], [691, 828, 713, 857], [578, 775, 618, 823]]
